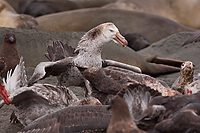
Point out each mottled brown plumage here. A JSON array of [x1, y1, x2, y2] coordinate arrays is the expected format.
[[0, 33, 20, 78], [155, 102, 200, 133], [171, 61, 194, 94], [107, 96, 145, 133], [82, 66, 178, 101], [0, 58, 102, 126], [137, 92, 200, 131], [27, 23, 130, 97], [6, 84, 102, 126], [19, 105, 111, 133], [116, 84, 161, 120]]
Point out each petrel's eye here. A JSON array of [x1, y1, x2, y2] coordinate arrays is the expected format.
[[109, 29, 114, 32]]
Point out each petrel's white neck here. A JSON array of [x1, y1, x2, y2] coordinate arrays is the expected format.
[[73, 35, 107, 68], [78, 38, 106, 53]]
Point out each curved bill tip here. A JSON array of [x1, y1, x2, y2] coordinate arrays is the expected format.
[[114, 32, 128, 47]]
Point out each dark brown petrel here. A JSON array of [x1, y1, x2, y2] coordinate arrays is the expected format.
[[0, 33, 20, 78], [137, 92, 200, 131], [107, 96, 145, 133], [155, 102, 200, 133]]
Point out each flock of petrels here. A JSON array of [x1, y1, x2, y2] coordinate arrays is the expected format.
[[0, 22, 200, 133]]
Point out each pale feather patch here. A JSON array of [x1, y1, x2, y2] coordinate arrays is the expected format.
[[123, 85, 152, 120], [123, 89, 134, 119], [185, 80, 200, 94], [3, 57, 27, 94]]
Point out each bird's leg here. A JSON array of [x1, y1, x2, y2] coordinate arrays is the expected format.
[[84, 78, 93, 97]]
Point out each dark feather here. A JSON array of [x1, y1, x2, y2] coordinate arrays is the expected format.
[[155, 103, 200, 133], [0, 58, 5, 72], [20, 105, 111, 133], [137, 92, 200, 131], [82, 66, 175, 104], [117, 83, 161, 120], [107, 96, 145, 133], [45, 41, 76, 62], [44, 58, 73, 77]]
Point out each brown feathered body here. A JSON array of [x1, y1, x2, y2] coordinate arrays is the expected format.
[[154, 102, 200, 133], [107, 96, 145, 133], [0, 33, 20, 78], [82, 66, 178, 105], [137, 92, 200, 131]]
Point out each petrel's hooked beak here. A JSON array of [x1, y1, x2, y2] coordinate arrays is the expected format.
[[113, 32, 128, 47], [0, 83, 12, 105]]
